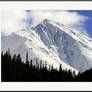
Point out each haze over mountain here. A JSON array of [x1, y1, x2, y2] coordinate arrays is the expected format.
[[2, 19, 92, 73]]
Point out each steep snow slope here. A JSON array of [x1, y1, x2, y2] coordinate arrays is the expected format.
[[2, 19, 92, 73], [2, 28, 78, 74]]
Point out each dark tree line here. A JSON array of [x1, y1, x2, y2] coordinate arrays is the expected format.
[[1, 49, 92, 82]]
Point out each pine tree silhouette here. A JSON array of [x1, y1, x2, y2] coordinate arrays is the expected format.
[[2, 49, 92, 82]]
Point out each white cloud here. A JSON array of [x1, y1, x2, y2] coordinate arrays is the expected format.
[[1, 10, 28, 36], [1, 10, 88, 36], [30, 10, 88, 27]]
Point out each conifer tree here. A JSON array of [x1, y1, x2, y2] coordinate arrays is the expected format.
[[26, 52, 29, 66], [59, 64, 62, 72], [2, 49, 92, 82]]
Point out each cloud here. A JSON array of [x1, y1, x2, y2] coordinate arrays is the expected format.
[[30, 10, 88, 27], [1, 10, 28, 36], [1, 10, 88, 36]]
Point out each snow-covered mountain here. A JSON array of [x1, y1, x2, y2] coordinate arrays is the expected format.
[[2, 19, 92, 73]]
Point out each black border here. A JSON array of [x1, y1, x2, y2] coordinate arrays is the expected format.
[[0, 91, 92, 92], [0, 90, 91, 92], [0, 0, 92, 1]]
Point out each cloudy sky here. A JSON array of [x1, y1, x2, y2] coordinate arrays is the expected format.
[[1, 10, 92, 38]]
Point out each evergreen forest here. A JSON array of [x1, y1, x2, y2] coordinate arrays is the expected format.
[[1, 49, 92, 82]]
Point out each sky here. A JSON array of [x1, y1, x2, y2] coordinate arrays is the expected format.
[[1, 10, 92, 38], [69, 10, 92, 38]]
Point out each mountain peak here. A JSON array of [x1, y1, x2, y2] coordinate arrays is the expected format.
[[2, 18, 92, 73], [43, 19, 50, 22], [42, 19, 58, 25]]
